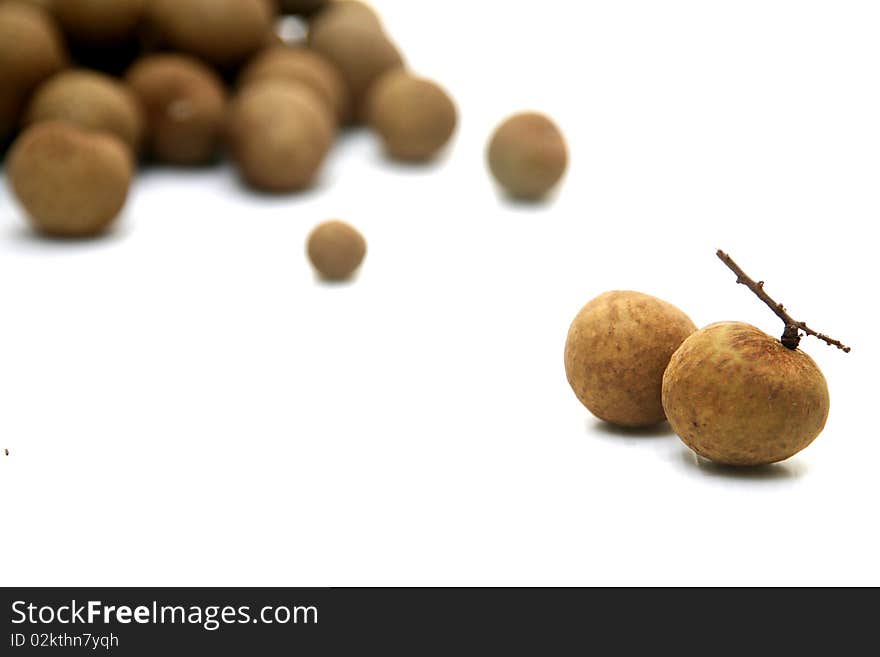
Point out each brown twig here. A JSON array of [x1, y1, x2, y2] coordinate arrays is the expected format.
[[716, 250, 851, 353]]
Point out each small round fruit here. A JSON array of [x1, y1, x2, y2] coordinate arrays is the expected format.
[[565, 291, 697, 427], [146, 0, 272, 69], [366, 70, 456, 162], [53, 0, 145, 45], [307, 220, 366, 280], [662, 322, 830, 466], [24, 69, 145, 152], [238, 46, 348, 123], [7, 121, 133, 237], [227, 80, 335, 192], [0, 2, 67, 142], [126, 54, 227, 165], [488, 112, 568, 200], [308, 19, 403, 122]]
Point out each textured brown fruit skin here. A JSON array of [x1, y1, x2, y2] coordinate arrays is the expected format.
[[239, 46, 348, 123], [366, 70, 457, 162], [488, 112, 568, 200], [53, 0, 145, 45], [126, 54, 227, 165], [307, 220, 366, 280], [662, 322, 830, 466], [227, 80, 335, 193], [146, 0, 271, 68], [565, 291, 697, 428], [0, 2, 67, 143], [7, 121, 133, 237], [24, 69, 145, 152], [308, 20, 403, 122]]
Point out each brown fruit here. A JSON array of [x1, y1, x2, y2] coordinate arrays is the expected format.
[[7, 121, 133, 237], [53, 0, 145, 45], [488, 112, 568, 200], [565, 291, 697, 428], [662, 322, 830, 466], [366, 70, 456, 162], [126, 54, 226, 165], [227, 80, 335, 192], [145, 0, 272, 69], [307, 220, 366, 280], [238, 46, 348, 123], [24, 69, 145, 152], [0, 2, 67, 143], [308, 19, 402, 122]]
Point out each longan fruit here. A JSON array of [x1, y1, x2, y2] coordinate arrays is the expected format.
[[238, 46, 348, 123], [565, 291, 697, 428], [53, 0, 145, 45], [226, 80, 335, 192], [24, 69, 145, 152], [7, 121, 133, 237], [145, 0, 272, 69], [0, 2, 67, 143], [366, 69, 457, 162], [308, 19, 403, 122], [488, 112, 568, 200], [663, 322, 831, 466], [126, 54, 227, 165], [307, 220, 366, 280]]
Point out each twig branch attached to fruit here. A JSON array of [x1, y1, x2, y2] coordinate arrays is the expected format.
[[716, 250, 851, 353]]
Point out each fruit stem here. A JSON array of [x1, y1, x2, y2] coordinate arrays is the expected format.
[[716, 250, 851, 353]]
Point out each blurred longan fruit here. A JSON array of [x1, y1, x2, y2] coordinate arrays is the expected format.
[[238, 46, 348, 123], [24, 68, 145, 152], [226, 80, 335, 192], [7, 121, 133, 238], [308, 19, 402, 122], [307, 220, 366, 281], [0, 1, 67, 143], [126, 54, 227, 165], [145, 0, 272, 69], [565, 291, 697, 428], [488, 112, 568, 201], [53, 0, 146, 45], [366, 69, 456, 162]]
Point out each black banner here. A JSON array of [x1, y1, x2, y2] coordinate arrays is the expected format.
[[0, 588, 873, 654]]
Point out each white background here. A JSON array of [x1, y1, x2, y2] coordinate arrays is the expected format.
[[1, 0, 877, 586]]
